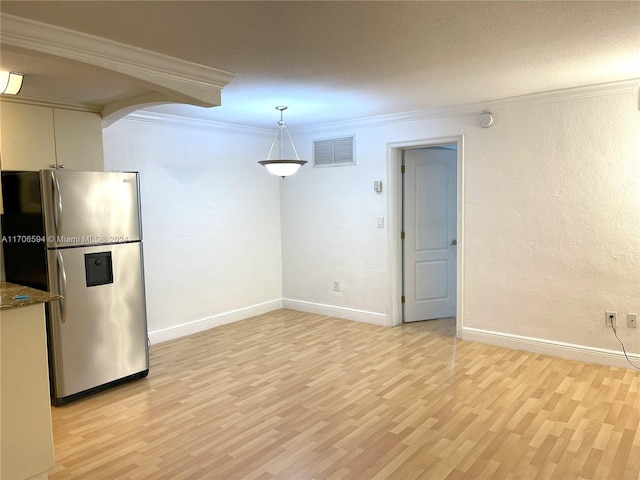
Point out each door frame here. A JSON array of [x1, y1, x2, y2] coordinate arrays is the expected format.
[[386, 135, 465, 338]]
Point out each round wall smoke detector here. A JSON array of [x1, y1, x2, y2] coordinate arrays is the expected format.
[[479, 112, 494, 128]]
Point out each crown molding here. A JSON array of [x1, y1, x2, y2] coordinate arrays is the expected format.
[[295, 78, 640, 132], [482, 78, 640, 111], [0, 13, 235, 108], [0, 94, 103, 114], [111, 78, 639, 136], [118, 110, 273, 137]]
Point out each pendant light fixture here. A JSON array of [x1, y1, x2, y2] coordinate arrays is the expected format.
[[259, 106, 307, 178], [0, 71, 23, 95]]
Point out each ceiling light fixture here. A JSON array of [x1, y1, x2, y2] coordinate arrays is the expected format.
[[0, 71, 23, 95], [259, 106, 307, 179]]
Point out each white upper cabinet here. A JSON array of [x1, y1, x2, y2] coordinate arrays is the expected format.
[[0, 102, 104, 172], [0, 102, 56, 170], [52, 108, 105, 171]]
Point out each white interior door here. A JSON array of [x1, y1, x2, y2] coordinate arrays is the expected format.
[[403, 146, 457, 322]]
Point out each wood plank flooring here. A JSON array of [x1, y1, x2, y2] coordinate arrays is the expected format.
[[48, 309, 640, 479]]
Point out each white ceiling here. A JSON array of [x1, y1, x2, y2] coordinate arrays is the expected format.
[[1, 1, 639, 129]]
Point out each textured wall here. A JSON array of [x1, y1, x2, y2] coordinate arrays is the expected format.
[[279, 132, 389, 316], [102, 86, 640, 362], [463, 93, 640, 352], [103, 119, 282, 334], [282, 89, 640, 356]]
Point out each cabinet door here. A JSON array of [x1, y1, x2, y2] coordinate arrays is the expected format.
[[53, 108, 104, 170], [1, 304, 55, 480], [0, 102, 57, 170]]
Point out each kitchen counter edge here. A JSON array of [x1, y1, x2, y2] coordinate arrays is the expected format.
[[0, 282, 61, 310]]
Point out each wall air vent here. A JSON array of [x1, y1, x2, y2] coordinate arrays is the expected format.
[[313, 136, 355, 167]]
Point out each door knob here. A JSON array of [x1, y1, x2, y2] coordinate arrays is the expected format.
[[450, 239, 457, 246]]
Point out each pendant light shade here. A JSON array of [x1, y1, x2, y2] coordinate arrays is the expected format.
[[259, 106, 307, 179], [259, 160, 305, 177], [0, 71, 23, 95]]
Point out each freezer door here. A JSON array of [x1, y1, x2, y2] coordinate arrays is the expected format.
[[40, 170, 142, 248], [47, 242, 149, 399]]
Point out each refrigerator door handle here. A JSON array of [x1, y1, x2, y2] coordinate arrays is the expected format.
[[51, 170, 63, 237], [56, 251, 68, 324]]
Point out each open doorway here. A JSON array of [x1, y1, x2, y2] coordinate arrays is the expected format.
[[386, 136, 464, 337]]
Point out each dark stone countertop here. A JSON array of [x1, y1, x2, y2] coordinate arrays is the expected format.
[[0, 282, 62, 311]]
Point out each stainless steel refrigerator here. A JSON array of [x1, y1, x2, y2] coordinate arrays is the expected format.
[[2, 169, 149, 405]]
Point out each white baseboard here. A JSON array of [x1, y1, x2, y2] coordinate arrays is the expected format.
[[148, 299, 283, 345], [282, 298, 388, 326], [462, 327, 640, 370]]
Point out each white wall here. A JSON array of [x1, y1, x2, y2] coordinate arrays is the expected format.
[[102, 82, 640, 368], [463, 93, 640, 351], [281, 117, 474, 325], [462, 91, 640, 367], [282, 84, 640, 366], [280, 131, 389, 324], [103, 118, 283, 342]]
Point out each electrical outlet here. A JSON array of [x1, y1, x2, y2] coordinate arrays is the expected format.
[[333, 281, 340, 292], [606, 311, 618, 327], [628, 313, 638, 328]]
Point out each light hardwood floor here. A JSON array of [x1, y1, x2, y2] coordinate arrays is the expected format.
[[49, 309, 640, 479]]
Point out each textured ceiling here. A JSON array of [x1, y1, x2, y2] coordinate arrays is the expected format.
[[1, 1, 639, 128]]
